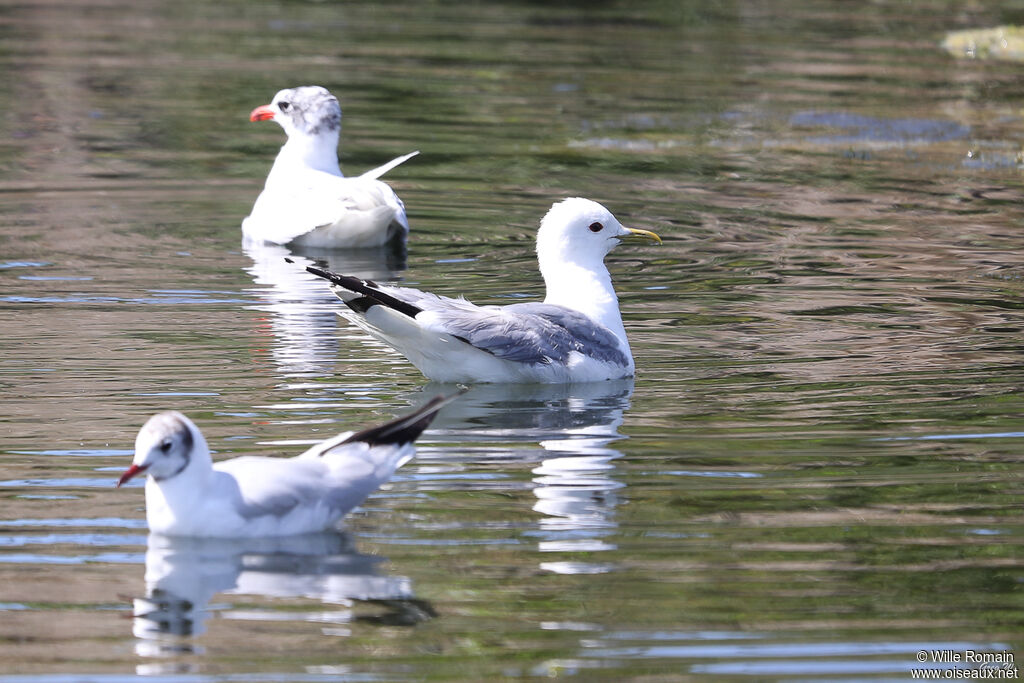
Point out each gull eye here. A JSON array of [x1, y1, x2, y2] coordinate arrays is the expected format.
[[278, 101, 291, 112], [159, 440, 172, 455], [588, 222, 604, 233]]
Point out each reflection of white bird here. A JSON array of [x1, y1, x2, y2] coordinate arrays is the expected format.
[[242, 85, 418, 248], [117, 393, 458, 537], [409, 382, 632, 575], [243, 240, 405, 377], [307, 198, 662, 383], [133, 532, 429, 648]]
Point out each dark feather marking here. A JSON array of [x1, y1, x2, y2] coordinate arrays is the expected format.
[[307, 266, 422, 318], [337, 390, 466, 448], [451, 333, 481, 349], [346, 296, 379, 314], [153, 415, 194, 482], [306, 266, 628, 367], [176, 416, 194, 453]]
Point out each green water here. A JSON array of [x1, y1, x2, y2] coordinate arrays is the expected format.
[[0, 1, 1022, 680]]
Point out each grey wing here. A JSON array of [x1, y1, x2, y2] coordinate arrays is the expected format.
[[319, 273, 629, 366], [507, 303, 630, 364], [216, 452, 394, 521], [214, 457, 335, 519], [420, 301, 629, 366]]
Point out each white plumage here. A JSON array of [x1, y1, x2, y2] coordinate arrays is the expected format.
[[117, 394, 456, 537], [242, 85, 417, 248], [308, 198, 662, 384]]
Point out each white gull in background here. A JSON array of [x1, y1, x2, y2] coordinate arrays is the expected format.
[[306, 197, 662, 383], [117, 394, 457, 537], [242, 85, 418, 248]]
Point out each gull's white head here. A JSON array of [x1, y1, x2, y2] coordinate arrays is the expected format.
[[118, 412, 208, 487], [535, 197, 661, 268], [250, 85, 342, 138]]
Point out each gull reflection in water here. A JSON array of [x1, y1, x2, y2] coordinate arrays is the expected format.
[[132, 531, 433, 661], [424, 379, 634, 576], [243, 239, 406, 377]]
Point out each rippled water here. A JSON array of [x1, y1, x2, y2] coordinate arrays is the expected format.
[[1, 1, 1023, 680]]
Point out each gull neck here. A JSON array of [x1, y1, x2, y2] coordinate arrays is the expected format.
[[540, 258, 627, 345], [271, 131, 343, 179]]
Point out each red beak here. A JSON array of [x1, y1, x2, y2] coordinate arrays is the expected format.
[[250, 104, 276, 122], [117, 464, 148, 488]]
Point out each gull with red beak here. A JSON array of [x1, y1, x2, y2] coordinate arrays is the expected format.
[[117, 394, 458, 537], [306, 198, 662, 384], [243, 85, 418, 249]]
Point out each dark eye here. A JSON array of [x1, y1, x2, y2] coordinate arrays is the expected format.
[[159, 440, 172, 455], [278, 101, 291, 112], [589, 222, 604, 233]]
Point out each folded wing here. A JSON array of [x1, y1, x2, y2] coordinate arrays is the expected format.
[[307, 267, 626, 366]]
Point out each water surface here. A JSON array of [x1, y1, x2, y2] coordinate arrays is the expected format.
[[1, 1, 1023, 680]]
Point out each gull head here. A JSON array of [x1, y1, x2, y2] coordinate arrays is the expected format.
[[535, 197, 661, 269], [118, 412, 204, 487], [249, 85, 342, 138]]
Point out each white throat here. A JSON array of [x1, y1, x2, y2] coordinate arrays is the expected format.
[[268, 130, 343, 182], [540, 256, 627, 345], [146, 463, 207, 505]]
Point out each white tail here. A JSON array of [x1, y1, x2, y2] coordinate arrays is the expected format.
[[359, 151, 420, 180]]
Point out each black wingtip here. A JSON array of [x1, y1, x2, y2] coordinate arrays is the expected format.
[[339, 389, 467, 448], [305, 265, 378, 290], [306, 264, 342, 283], [305, 265, 422, 319]]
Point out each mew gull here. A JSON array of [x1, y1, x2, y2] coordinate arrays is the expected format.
[[243, 85, 418, 248], [117, 393, 458, 537], [307, 197, 662, 383]]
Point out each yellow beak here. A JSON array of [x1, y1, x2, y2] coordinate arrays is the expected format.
[[620, 227, 662, 245]]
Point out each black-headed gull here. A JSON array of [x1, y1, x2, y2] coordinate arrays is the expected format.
[[306, 198, 662, 383], [117, 393, 457, 537], [242, 85, 418, 248]]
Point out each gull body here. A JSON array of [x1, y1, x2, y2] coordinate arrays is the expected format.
[[308, 198, 661, 384], [243, 85, 417, 248], [118, 395, 455, 537]]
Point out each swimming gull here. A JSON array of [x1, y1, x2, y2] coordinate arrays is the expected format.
[[117, 393, 458, 537], [243, 85, 418, 248], [306, 197, 662, 383]]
